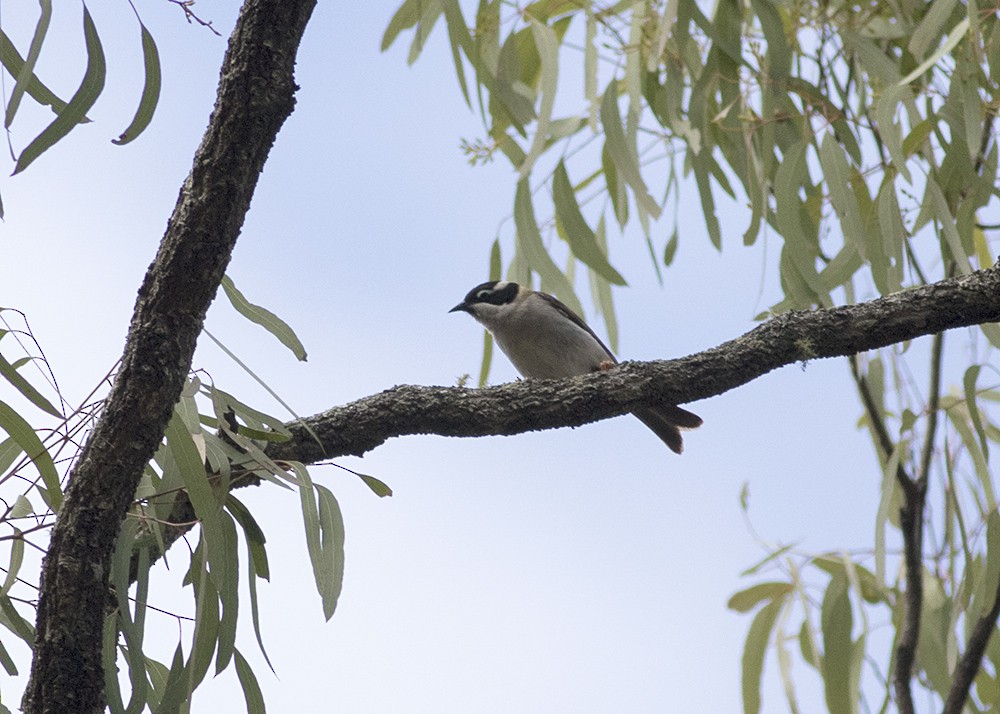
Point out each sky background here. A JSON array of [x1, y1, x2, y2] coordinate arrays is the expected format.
[[0, 2, 889, 711]]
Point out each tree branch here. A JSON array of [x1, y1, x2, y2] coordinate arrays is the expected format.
[[22, 2, 316, 712], [125, 263, 1000, 585], [267, 264, 1000, 464], [943, 564, 1000, 714], [891, 331, 942, 714]]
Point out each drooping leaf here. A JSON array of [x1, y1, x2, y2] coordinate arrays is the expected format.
[[295, 465, 345, 620], [381, 0, 422, 51], [518, 18, 559, 178], [552, 160, 626, 285], [113, 20, 161, 145], [821, 572, 856, 714], [742, 597, 784, 714], [600, 81, 661, 219], [5, 0, 52, 129], [964, 365, 989, 462], [220, 275, 307, 361], [14, 5, 106, 174], [234, 649, 266, 714], [0, 29, 74, 118], [0, 352, 60, 417], [899, 16, 970, 85], [0, 399, 61, 511], [513, 178, 582, 315], [0, 530, 23, 598]]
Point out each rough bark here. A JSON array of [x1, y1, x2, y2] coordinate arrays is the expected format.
[[267, 262, 1000, 463], [126, 262, 1000, 582], [22, 1, 316, 711]]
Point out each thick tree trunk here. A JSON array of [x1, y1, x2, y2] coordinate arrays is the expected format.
[[22, 2, 316, 711]]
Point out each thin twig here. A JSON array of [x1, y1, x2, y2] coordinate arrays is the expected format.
[[892, 331, 942, 714], [848, 354, 913, 495], [943, 565, 1000, 713], [917, 332, 944, 488]]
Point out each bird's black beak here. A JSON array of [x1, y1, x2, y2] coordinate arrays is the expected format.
[[449, 302, 469, 314]]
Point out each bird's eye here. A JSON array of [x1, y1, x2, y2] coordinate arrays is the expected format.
[[476, 289, 492, 300]]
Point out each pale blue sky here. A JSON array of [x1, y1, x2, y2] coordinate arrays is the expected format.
[[0, 3, 883, 711]]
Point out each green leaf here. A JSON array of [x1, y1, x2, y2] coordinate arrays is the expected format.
[[588, 215, 618, 354], [742, 597, 784, 714], [0, 352, 60, 417], [109, 518, 149, 714], [600, 81, 661, 219], [10, 493, 32, 518], [662, 228, 678, 266], [908, 0, 959, 58], [234, 649, 266, 714], [820, 133, 865, 260], [916, 569, 953, 695], [513, 178, 582, 315], [821, 572, 856, 714], [584, 7, 598, 129], [112, 20, 161, 145], [406, 0, 444, 66], [13, 5, 106, 174], [0, 399, 62, 511], [226, 496, 268, 574], [490, 25, 539, 134], [552, 161, 626, 285], [227, 497, 275, 672], [0, 30, 74, 119], [875, 177, 905, 292], [382, 0, 421, 51], [5, 0, 52, 129], [189, 548, 221, 690], [103, 612, 125, 714], [0, 636, 17, 676], [518, 18, 559, 178], [728, 581, 794, 613], [156, 643, 189, 714], [165, 410, 230, 593], [142, 655, 169, 710], [690, 151, 723, 250], [315, 483, 346, 619], [964, 365, 989, 462], [775, 140, 826, 304], [295, 466, 345, 620], [220, 275, 307, 361], [950, 401, 995, 509], [358, 473, 393, 498], [899, 16, 970, 85], [439, 0, 472, 108], [925, 179, 975, 274], [0, 594, 35, 647], [0, 437, 23, 477], [903, 119, 934, 159], [0, 530, 23, 598], [873, 85, 912, 182], [215, 512, 240, 673]]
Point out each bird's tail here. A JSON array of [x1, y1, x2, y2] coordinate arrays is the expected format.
[[632, 405, 703, 455]]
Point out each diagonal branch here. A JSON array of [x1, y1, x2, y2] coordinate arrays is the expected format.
[[267, 264, 1000, 464], [22, 2, 317, 712], [129, 263, 1000, 587], [943, 563, 1000, 714]]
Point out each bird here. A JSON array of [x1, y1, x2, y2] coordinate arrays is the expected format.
[[450, 280, 702, 453]]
